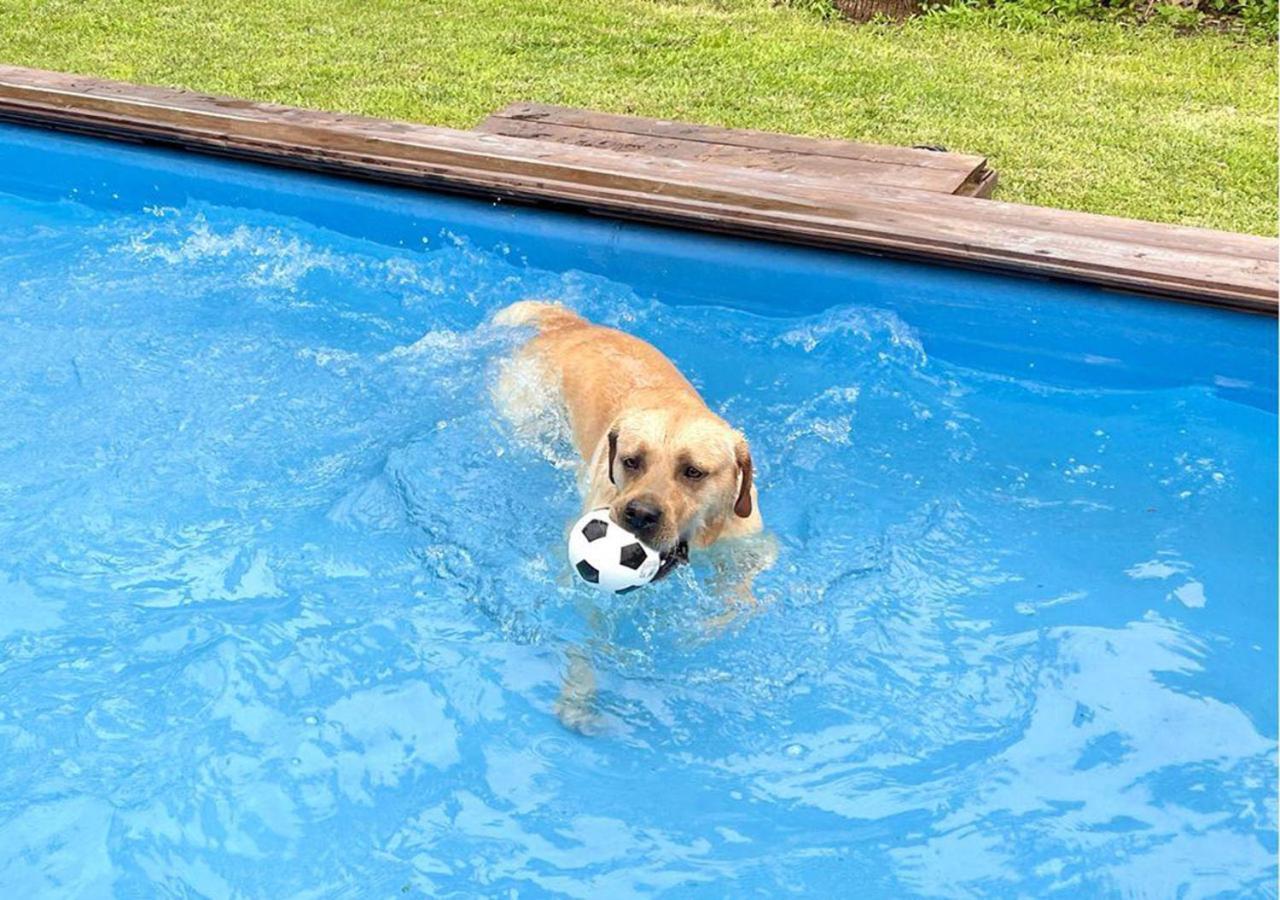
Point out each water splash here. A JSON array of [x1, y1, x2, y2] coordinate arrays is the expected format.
[[0, 189, 1273, 897]]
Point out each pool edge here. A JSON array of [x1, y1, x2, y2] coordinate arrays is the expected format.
[[0, 64, 1275, 316]]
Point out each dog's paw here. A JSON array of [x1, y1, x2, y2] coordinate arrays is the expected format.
[[699, 605, 746, 639], [699, 586, 774, 637], [555, 650, 601, 735], [554, 694, 603, 735]]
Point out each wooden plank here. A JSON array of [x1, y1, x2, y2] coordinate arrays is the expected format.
[[476, 104, 1261, 256], [477, 114, 979, 195], [860, 182, 1276, 260], [0, 66, 1273, 314], [793, 178, 1274, 261], [956, 166, 998, 199], [486, 102, 984, 173], [480, 102, 999, 198]]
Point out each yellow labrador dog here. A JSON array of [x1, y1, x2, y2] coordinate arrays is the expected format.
[[491, 300, 772, 729]]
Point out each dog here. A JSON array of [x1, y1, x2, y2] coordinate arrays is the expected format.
[[491, 300, 772, 730]]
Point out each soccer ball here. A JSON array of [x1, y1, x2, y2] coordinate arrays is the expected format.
[[567, 508, 661, 594]]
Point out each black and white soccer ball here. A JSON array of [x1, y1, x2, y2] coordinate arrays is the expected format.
[[567, 507, 661, 593]]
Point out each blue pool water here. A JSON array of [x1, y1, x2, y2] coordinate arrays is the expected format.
[[0, 124, 1275, 898]]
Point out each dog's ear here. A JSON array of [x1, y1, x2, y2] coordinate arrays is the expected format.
[[607, 427, 619, 487], [734, 440, 754, 519]]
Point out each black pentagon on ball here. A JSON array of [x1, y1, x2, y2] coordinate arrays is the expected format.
[[581, 518, 609, 542], [618, 542, 647, 571], [575, 559, 600, 584], [616, 584, 641, 595]]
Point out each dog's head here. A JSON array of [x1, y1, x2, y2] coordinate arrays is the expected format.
[[604, 406, 753, 554]]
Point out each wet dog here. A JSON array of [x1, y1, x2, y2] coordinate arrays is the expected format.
[[492, 301, 772, 729]]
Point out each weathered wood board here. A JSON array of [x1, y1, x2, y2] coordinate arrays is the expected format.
[[478, 102, 998, 197], [0, 67, 1273, 313]]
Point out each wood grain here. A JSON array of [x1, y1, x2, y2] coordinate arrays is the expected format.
[[477, 103, 994, 196], [485, 102, 984, 172], [0, 66, 1273, 313]]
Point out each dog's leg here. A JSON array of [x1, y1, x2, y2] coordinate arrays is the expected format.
[[554, 645, 600, 734], [554, 601, 610, 734], [702, 531, 779, 633]]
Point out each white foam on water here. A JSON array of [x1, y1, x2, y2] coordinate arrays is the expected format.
[[0, 184, 1272, 897]]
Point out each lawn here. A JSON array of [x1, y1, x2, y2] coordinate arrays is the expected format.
[[0, 0, 1275, 235]]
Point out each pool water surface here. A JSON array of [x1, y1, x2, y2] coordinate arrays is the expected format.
[[0, 126, 1275, 897]]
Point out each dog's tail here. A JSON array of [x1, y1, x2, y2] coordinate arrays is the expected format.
[[491, 300, 584, 333]]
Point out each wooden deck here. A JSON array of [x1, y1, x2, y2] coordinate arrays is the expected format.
[[477, 102, 998, 198], [0, 66, 1274, 314]]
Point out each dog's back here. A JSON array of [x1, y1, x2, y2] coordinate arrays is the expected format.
[[493, 301, 702, 452], [491, 299, 584, 333]]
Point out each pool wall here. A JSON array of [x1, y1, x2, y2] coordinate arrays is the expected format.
[[2, 123, 1274, 413]]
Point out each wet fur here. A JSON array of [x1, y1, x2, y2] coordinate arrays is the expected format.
[[493, 300, 763, 554], [492, 300, 772, 733]]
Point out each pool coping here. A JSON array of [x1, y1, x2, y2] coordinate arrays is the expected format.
[[0, 65, 1275, 316]]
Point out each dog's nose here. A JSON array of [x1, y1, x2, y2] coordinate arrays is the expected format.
[[623, 499, 663, 533]]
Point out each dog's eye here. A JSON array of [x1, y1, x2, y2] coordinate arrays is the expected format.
[[622, 456, 641, 470], [683, 466, 705, 480]]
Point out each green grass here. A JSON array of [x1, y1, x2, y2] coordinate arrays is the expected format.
[[1, 0, 1275, 234]]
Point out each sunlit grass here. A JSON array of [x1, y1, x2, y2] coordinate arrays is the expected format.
[[1, 0, 1274, 233]]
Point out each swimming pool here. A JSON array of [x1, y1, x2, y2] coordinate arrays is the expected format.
[[0, 121, 1275, 897]]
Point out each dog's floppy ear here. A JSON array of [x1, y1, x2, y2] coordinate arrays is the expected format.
[[734, 440, 754, 518], [607, 427, 619, 487]]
